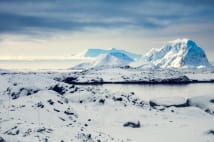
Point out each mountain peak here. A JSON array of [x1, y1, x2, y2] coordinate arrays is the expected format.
[[79, 48, 141, 60], [168, 38, 197, 49], [110, 48, 117, 51], [145, 39, 210, 68], [169, 38, 192, 43]]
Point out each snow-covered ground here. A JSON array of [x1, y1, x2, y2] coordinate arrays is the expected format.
[[0, 69, 214, 142], [64, 67, 214, 84]]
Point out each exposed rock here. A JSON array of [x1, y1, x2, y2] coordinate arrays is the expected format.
[[123, 121, 141, 128], [99, 99, 105, 104], [37, 127, 53, 134], [0, 137, 6, 142], [50, 85, 66, 95], [4, 126, 20, 135], [37, 102, 44, 108], [57, 100, 64, 104], [47, 99, 54, 105], [113, 97, 123, 102], [207, 130, 214, 135], [63, 77, 77, 84], [54, 108, 60, 112], [11, 88, 39, 99]]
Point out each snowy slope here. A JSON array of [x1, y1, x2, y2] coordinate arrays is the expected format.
[[129, 56, 157, 69], [72, 52, 134, 69], [145, 39, 210, 68], [77, 48, 142, 60], [92, 52, 133, 67]]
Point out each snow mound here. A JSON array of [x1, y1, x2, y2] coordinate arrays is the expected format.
[[92, 52, 134, 67], [188, 96, 214, 115], [149, 97, 188, 108], [145, 38, 210, 68], [78, 48, 141, 60]]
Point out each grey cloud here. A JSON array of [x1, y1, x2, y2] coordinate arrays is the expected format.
[[0, 0, 213, 35]]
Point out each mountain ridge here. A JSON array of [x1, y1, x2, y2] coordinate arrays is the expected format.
[[76, 48, 142, 60]]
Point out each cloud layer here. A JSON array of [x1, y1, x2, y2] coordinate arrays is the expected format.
[[0, 0, 213, 35]]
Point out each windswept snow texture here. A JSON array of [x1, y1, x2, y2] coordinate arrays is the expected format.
[[145, 39, 210, 68], [81, 48, 141, 60]]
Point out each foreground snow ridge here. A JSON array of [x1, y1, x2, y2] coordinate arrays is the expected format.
[[145, 38, 210, 68]]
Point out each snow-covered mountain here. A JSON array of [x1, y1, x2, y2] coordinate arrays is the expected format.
[[73, 38, 211, 69], [144, 39, 210, 68], [72, 52, 134, 69], [77, 48, 141, 60], [92, 52, 133, 67]]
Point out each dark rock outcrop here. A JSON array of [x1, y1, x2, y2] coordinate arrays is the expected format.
[[123, 121, 141, 128]]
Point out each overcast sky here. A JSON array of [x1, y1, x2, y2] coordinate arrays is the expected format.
[[0, 0, 214, 60]]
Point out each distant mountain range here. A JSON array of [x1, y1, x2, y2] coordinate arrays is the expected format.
[[73, 39, 211, 69], [76, 48, 142, 60]]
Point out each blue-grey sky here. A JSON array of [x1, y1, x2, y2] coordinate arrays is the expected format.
[[0, 0, 214, 60]]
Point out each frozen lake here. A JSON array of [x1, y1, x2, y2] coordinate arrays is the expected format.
[[97, 83, 214, 101]]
